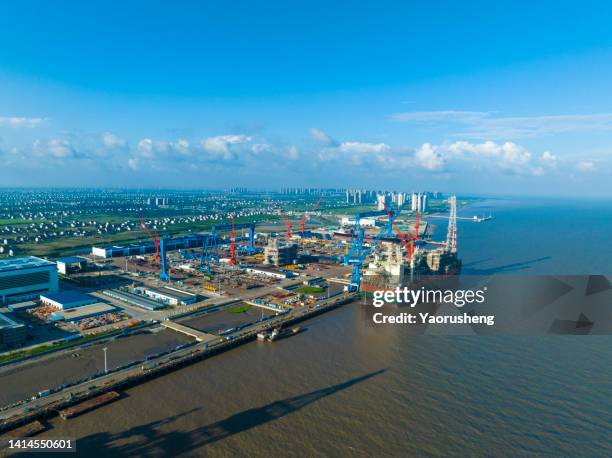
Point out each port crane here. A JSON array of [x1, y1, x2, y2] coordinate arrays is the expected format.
[[281, 215, 292, 240], [136, 213, 160, 261], [229, 213, 237, 265], [275, 208, 294, 241], [159, 219, 256, 281], [299, 196, 322, 239], [343, 207, 397, 292]]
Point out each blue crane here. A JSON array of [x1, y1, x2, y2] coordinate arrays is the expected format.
[[343, 209, 397, 292], [199, 222, 256, 271]]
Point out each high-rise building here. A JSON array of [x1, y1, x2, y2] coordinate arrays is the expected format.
[[397, 193, 405, 208], [411, 193, 418, 211]]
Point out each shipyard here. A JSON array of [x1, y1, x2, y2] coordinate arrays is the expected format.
[[0, 188, 488, 436]]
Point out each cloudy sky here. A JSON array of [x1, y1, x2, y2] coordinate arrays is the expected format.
[[1, 1, 612, 196]]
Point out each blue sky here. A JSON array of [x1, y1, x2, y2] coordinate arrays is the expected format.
[[1, 1, 612, 195]]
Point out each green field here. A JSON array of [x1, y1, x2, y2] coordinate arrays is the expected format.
[[296, 286, 325, 295], [228, 304, 252, 314]]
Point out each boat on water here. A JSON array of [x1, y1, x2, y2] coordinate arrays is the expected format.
[[268, 326, 301, 341]]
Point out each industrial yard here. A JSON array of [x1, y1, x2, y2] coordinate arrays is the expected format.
[[0, 188, 480, 435]]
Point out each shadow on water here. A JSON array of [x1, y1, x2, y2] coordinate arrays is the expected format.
[[462, 257, 551, 275], [73, 369, 386, 456]]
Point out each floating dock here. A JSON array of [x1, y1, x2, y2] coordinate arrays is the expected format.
[[58, 391, 120, 420], [0, 420, 46, 437]]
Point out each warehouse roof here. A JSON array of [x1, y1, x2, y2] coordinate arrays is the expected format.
[[50, 303, 115, 321], [0, 256, 56, 273], [56, 256, 87, 264], [144, 286, 196, 300], [40, 290, 95, 305]]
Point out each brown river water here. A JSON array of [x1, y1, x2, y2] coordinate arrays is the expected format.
[[35, 302, 611, 457]]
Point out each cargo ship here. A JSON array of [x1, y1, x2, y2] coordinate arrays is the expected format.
[[58, 391, 120, 420]]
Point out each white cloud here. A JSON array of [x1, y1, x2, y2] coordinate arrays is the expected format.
[[33, 138, 76, 158], [576, 161, 595, 173], [309, 128, 338, 146], [202, 134, 252, 161], [390, 110, 612, 139], [101, 132, 127, 149], [127, 158, 139, 171], [540, 151, 558, 168], [251, 143, 270, 154], [287, 145, 299, 160], [414, 143, 444, 171], [339, 142, 390, 154], [447, 140, 501, 157], [389, 111, 490, 123], [137, 138, 155, 158], [441, 140, 545, 175], [500, 142, 531, 166], [172, 139, 190, 155], [0, 116, 47, 128]]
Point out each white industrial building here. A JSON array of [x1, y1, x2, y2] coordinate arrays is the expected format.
[[0, 257, 58, 305], [142, 286, 197, 306], [40, 291, 97, 310], [246, 267, 295, 279], [56, 256, 88, 275], [340, 216, 377, 227]]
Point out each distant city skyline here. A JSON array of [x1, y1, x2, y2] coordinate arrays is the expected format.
[[1, 1, 612, 196]]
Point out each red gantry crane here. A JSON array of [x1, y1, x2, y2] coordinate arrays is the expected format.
[[299, 196, 322, 239], [278, 209, 293, 240], [393, 208, 420, 262], [136, 212, 160, 261], [229, 213, 237, 265]]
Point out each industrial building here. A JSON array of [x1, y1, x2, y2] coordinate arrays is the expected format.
[[0, 312, 26, 347], [340, 216, 377, 227], [263, 239, 298, 266], [0, 257, 59, 305], [56, 256, 88, 275], [246, 267, 295, 279], [40, 291, 97, 310], [7, 300, 37, 312], [91, 234, 220, 258], [102, 289, 166, 310], [141, 286, 197, 306], [49, 302, 116, 322]]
